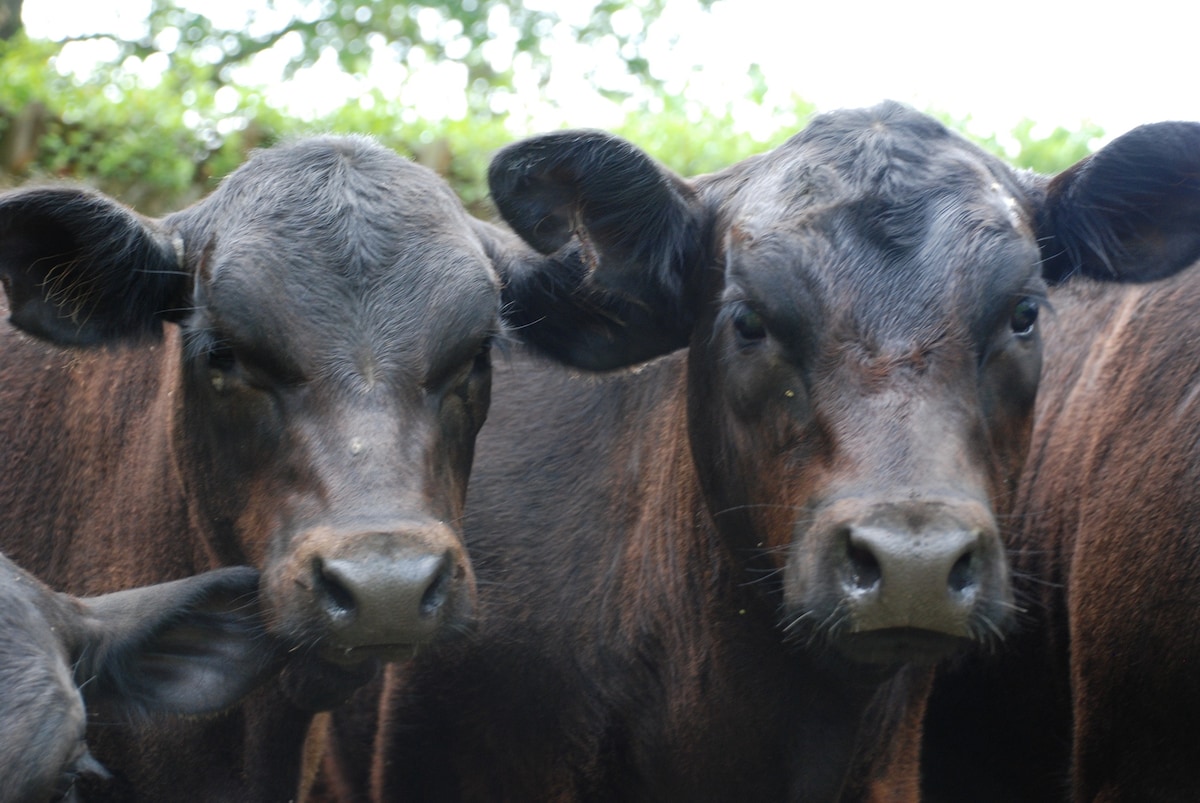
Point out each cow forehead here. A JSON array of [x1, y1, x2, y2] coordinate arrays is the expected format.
[[195, 136, 495, 280], [724, 212, 1041, 355], [724, 107, 1029, 231], [713, 107, 1041, 341], [175, 136, 500, 355], [207, 219, 497, 306], [195, 246, 498, 391]]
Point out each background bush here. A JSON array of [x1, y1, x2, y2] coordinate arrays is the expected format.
[[1, 2, 1105, 216]]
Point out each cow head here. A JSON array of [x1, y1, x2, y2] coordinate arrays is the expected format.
[[0, 554, 277, 802], [489, 103, 1200, 665], [0, 136, 663, 685]]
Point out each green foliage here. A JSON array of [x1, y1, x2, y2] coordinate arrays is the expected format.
[[308, 91, 514, 215], [610, 91, 816, 178], [999, 118, 1104, 174], [136, 0, 534, 89], [0, 36, 291, 212], [1, 1, 1104, 217], [936, 110, 1104, 174], [57, 0, 714, 119]]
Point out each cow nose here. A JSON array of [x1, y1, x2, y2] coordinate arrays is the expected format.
[[832, 502, 1009, 639], [843, 524, 983, 606], [268, 522, 475, 662], [311, 549, 456, 634]]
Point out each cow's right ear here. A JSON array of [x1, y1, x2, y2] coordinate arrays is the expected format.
[[486, 130, 709, 371], [73, 566, 285, 721], [1037, 121, 1200, 284], [0, 186, 189, 345]]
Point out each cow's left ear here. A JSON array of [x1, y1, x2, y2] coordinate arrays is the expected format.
[[0, 186, 189, 345], [73, 566, 284, 720], [1038, 121, 1200, 284], [483, 130, 709, 371]]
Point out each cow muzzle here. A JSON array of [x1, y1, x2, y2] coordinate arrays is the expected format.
[[265, 520, 475, 663], [788, 498, 1012, 665]]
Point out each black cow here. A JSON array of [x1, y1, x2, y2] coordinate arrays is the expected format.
[[0, 552, 276, 803], [0, 135, 679, 799], [317, 104, 1200, 801], [922, 126, 1200, 800]]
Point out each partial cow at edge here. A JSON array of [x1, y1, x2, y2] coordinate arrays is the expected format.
[[922, 125, 1200, 799], [0, 135, 685, 800], [0, 552, 277, 803], [320, 105, 1200, 801]]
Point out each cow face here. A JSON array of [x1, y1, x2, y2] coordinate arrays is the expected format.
[[0, 138, 498, 666], [685, 111, 1043, 662], [0, 554, 277, 802], [168, 140, 497, 662], [489, 103, 1200, 665]]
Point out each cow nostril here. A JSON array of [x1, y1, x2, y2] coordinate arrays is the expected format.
[[845, 538, 882, 592], [948, 548, 978, 595], [312, 557, 357, 623], [419, 555, 455, 618]]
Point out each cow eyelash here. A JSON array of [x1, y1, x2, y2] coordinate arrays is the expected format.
[[182, 327, 237, 369]]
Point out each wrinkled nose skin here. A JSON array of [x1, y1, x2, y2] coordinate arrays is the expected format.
[[797, 500, 1012, 665], [266, 521, 475, 664]]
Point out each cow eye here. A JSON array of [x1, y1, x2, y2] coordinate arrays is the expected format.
[[1010, 297, 1039, 336], [207, 341, 237, 372], [205, 340, 238, 392], [733, 308, 768, 343], [472, 336, 493, 373]]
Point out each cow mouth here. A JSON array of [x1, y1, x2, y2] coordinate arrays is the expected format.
[[835, 628, 970, 665], [321, 642, 423, 665]]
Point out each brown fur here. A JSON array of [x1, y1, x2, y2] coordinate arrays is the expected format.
[[923, 265, 1200, 801], [321, 105, 1200, 803], [0, 133, 683, 799]]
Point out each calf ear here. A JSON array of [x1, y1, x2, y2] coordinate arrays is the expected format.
[[486, 130, 708, 370], [1039, 121, 1200, 284], [74, 566, 284, 720], [0, 186, 188, 344]]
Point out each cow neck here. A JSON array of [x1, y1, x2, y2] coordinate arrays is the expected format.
[[0, 327, 203, 592], [600, 351, 774, 651]]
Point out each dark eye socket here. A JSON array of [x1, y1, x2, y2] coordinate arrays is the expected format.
[[207, 341, 237, 372], [733, 308, 768, 343], [436, 336, 494, 393], [1010, 297, 1039, 336], [472, 336, 493, 372]]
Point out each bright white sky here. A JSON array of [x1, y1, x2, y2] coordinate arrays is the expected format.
[[22, 0, 1200, 146]]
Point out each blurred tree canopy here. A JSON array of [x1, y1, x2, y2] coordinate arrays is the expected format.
[[103, 0, 694, 112], [1, 0, 1105, 216]]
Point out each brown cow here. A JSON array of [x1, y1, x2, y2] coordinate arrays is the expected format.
[[923, 173, 1200, 797], [0, 553, 277, 802], [0, 135, 688, 800], [318, 105, 1200, 801]]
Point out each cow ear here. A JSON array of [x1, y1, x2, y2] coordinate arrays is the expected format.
[[1039, 121, 1200, 284], [74, 566, 284, 720], [486, 130, 708, 370], [0, 186, 188, 345]]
